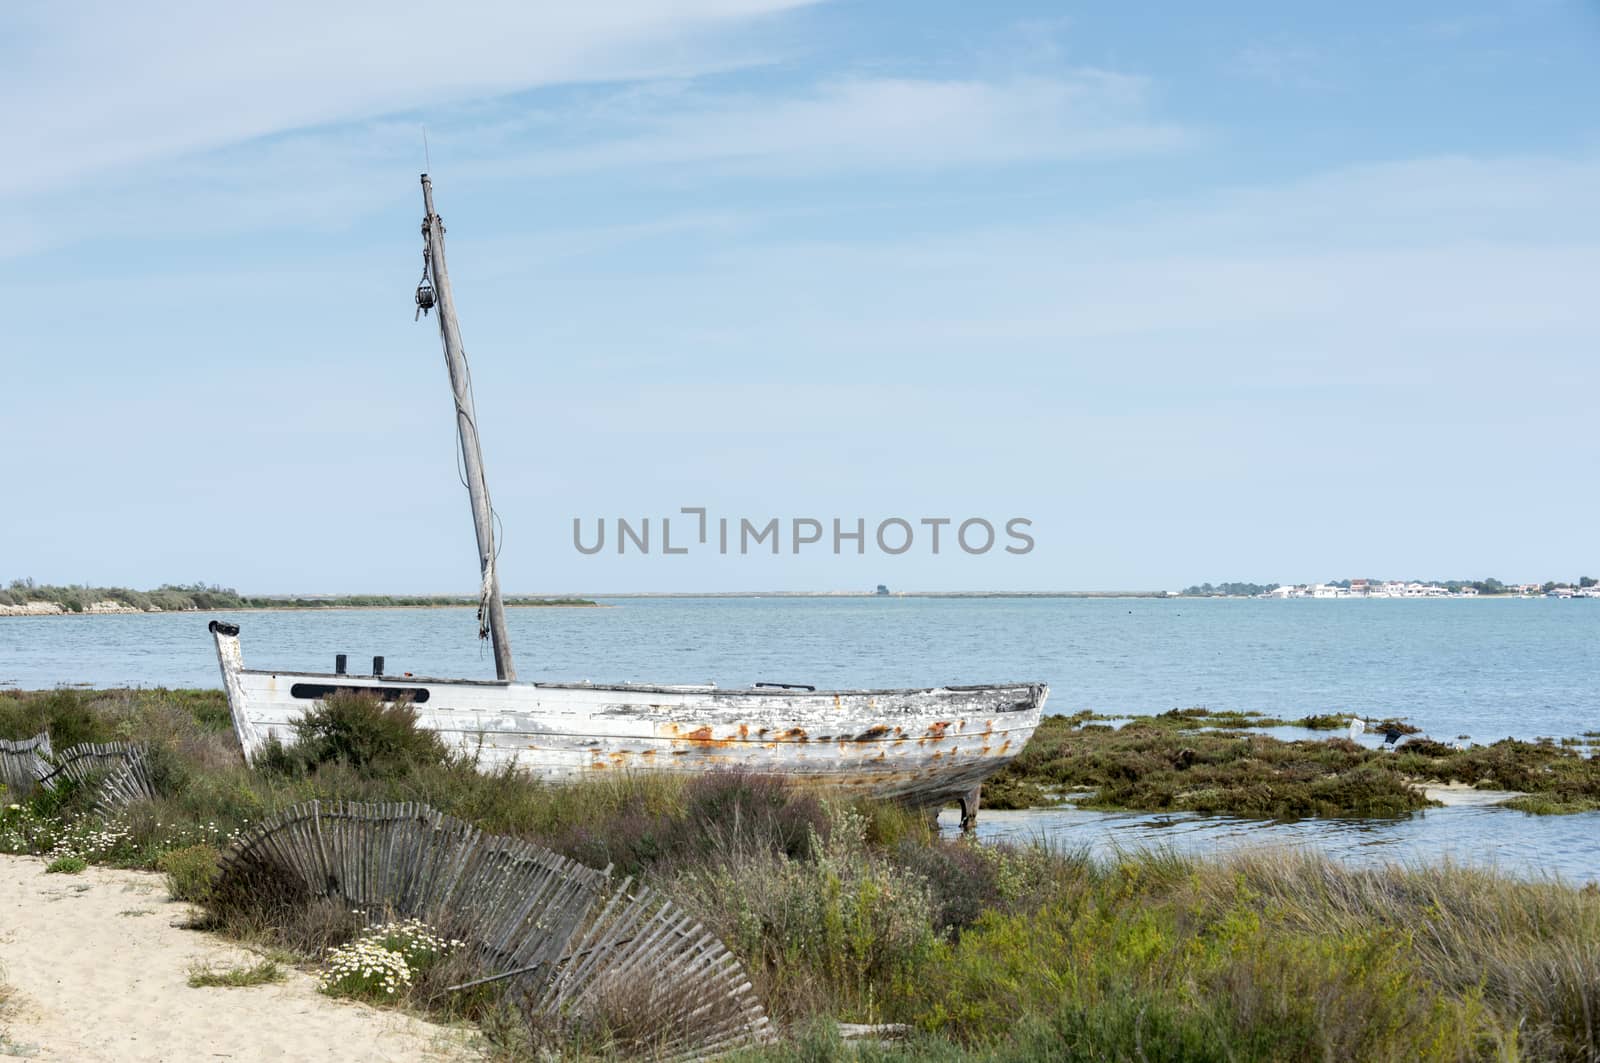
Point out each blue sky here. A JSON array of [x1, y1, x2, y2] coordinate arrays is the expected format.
[[3, 1, 1597, 594]]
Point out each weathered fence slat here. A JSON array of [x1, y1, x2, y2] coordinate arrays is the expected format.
[[35, 741, 143, 791], [93, 751, 159, 814], [0, 733, 53, 797], [215, 801, 773, 1059], [2, 737, 154, 812]]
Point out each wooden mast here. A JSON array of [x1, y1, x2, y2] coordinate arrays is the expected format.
[[420, 173, 516, 680]]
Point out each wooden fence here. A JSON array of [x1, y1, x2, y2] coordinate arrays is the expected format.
[[219, 800, 773, 1059], [527, 877, 774, 1058], [0, 735, 155, 811], [0, 733, 52, 796]]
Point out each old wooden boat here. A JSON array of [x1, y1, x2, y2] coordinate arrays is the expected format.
[[209, 174, 1046, 827]]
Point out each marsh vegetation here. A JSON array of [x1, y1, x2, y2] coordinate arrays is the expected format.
[[985, 707, 1600, 816], [2, 687, 1600, 1060]]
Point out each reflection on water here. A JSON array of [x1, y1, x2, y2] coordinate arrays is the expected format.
[[940, 804, 1600, 882]]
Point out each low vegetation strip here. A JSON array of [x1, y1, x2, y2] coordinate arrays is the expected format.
[[0, 578, 594, 614], [983, 709, 1600, 816], [2, 686, 1599, 1060]]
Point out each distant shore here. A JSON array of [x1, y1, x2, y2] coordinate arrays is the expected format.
[[584, 590, 1174, 599], [8, 589, 1593, 618], [0, 596, 598, 618]]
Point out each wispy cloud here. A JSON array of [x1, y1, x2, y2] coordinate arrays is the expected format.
[[483, 71, 1192, 178], [2, 63, 1195, 260], [3, 0, 817, 196], [495, 152, 1600, 364]]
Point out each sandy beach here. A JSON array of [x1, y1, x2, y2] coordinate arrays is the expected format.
[[0, 856, 477, 1062]]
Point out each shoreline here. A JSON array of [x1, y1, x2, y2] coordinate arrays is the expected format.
[[0, 601, 603, 618], [5, 591, 1581, 619]]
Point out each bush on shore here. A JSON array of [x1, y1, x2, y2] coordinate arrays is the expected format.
[[261, 690, 451, 778]]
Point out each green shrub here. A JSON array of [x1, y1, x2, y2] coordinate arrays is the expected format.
[[673, 805, 939, 1023], [151, 689, 233, 733], [0, 688, 108, 747], [27, 777, 94, 823], [517, 770, 828, 878], [280, 691, 450, 778], [45, 854, 87, 874], [158, 844, 221, 902]]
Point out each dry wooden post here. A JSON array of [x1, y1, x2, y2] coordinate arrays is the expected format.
[[419, 173, 515, 681]]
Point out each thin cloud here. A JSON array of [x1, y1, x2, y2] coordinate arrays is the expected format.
[[1, 66, 1196, 260], [2, 0, 818, 196], [487, 72, 1194, 177], [499, 152, 1600, 354]]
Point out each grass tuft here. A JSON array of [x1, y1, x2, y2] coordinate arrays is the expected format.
[[187, 960, 286, 988], [157, 843, 221, 902]]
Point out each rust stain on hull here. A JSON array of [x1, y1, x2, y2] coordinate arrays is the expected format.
[[213, 626, 1049, 812]]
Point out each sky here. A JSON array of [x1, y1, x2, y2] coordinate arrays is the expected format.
[[2, 1, 1597, 594]]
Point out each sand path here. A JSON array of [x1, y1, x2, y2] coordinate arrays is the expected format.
[[0, 855, 479, 1062]]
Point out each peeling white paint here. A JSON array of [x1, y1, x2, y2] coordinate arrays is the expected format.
[[211, 626, 1046, 811]]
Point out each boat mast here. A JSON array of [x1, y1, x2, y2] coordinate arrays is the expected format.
[[418, 173, 516, 681]]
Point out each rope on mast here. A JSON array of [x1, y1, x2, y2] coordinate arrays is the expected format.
[[417, 217, 501, 644]]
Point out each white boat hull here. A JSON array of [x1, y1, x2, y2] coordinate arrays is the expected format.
[[210, 623, 1045, 818]]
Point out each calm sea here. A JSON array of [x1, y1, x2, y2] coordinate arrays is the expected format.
[[4, 597, 1598, 878], [4, 597, 1595, 741]]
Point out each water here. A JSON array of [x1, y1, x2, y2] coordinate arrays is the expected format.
[[939, 799, 1600, 883], [5, 597, 1594, 740], [4, 597, 1598, 878]]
